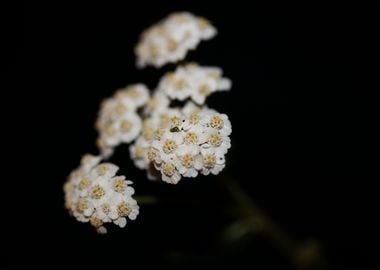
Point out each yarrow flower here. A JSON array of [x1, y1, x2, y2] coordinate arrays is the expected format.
[[64, 154, 139, 233], [130, 102, 232, 184], [157, 63, 231, 104], [96, 84, 149, 157], [64, 12, 233, 233], [135, 12, 217, 68]]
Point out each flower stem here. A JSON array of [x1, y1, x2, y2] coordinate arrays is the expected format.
[[220, 175, 328, 270]]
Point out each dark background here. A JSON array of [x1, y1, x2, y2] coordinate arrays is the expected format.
[[17, 1, 379, 269]]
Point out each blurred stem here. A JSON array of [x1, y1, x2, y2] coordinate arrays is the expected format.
[[220, 175, 327, 270], [135, 195, 159, 205]]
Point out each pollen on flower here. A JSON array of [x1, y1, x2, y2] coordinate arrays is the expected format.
[[147, 147, 158, 161], [210, 115, 224, 129], [163, 162, 176, 176], [76, 198, 89, 213], [113, 178, 126, 193], [90, 216, 103, 228], [203, 154, 216, 168], [117, 202, 131, 217], [102, 203, 110, 214], [154, 128, 166, 139], [181, 154, 195, 168], [170, 116, 181, 128], [189, 113, 200, 125], [208, 133, 222, 147], [163, 139, 177, 154], [97, 164, 109, 176], [90, 185, 105, 199], [78, 178, 90, 190], [184, 132, 198, 144]]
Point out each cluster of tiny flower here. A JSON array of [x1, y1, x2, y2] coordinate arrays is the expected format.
[[96, 84, 149, 157], [64, 12, 232, 232], [135, 12, 217, 68], [157, 63, 231, 104], [64, 154, 139, 233], [130, 101, 232, 184]]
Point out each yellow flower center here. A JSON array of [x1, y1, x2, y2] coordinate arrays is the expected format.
[[90, 185, 105, 199], [208, 134, 222, 147], [113, 178, 126, 193], [210, 115, 224, 129], [203, 154, 216, 168], [163, 139, 177, 154], [163, 162, 175, 176], [189, 113, 200, 125], [181, 154, 194, 168], [184, 132, 198, 144], [117, 202, 131, 217], [78, 178, 90, 190]]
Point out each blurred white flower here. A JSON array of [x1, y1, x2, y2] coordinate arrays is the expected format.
[[64, 154, 139, 233], [157, 63, 231, 105], [135, 12, 217, 68], [96, 84, 149, 157]]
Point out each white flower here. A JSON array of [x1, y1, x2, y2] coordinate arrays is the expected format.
[[135, 12, 217, 68], [64, 154, 139, 233], [200, 148, 226, 176], [132, 105, 232, 183], [157, 63, 231, 105], [96, 84, 150, 157], [176, 144, 202, 178]]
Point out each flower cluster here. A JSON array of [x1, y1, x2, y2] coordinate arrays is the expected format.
[[96, 84, 149, 157], [130, 102, 231, 184], [64, 12, 232, 233], [135, 12, 217, 68], [64, 154, 139, 233], [157, 63, 231, 104]]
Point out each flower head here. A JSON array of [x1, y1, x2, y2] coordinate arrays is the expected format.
[[64, 154, 139, 233], [130, 103, 232, 184], [135, 12, 217, 68], [157, 63, 231, 104], [96, 84, 149, 157]]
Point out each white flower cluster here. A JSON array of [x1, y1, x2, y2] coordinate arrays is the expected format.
[[157, 63, 231, 104], [64, 12, 232, 233], [96, 84, 149, 157], [135, 12, 217, 68], [64, 154, 139, 234], [130, 102, 231, 184]]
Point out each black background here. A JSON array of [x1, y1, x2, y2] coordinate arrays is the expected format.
[[17, 1, 379, 269]]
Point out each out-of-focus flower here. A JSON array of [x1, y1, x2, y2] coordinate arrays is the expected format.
[[135, 12, 217, 68], [157, 63, 231, 104], [64, 154, 139, 233], [96, 84, 149, 157]]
